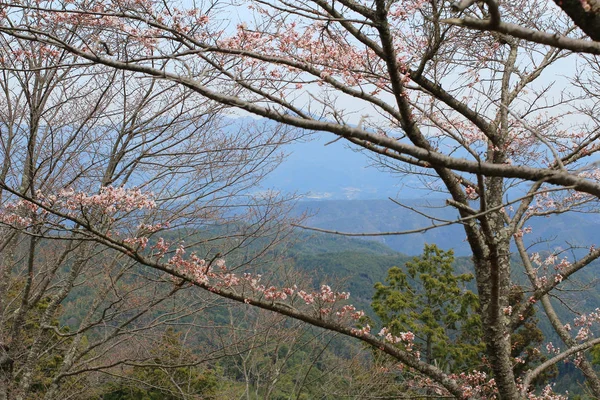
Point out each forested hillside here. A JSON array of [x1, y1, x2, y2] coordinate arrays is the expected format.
[[53, 229, 600, 397]]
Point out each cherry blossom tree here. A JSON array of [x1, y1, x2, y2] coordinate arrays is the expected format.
[[0, 31, 296, 399], [1, 0, 600, 398]]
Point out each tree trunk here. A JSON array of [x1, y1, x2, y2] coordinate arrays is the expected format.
[[552, 0, 600, 40]]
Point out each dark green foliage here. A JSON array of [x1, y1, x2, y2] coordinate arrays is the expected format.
[[372, 244, 483, 371], [294, 252, 410, 298]]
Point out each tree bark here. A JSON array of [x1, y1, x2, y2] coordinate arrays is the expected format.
[[553, 0, 600, 41]]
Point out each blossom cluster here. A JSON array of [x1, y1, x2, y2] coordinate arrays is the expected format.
[[377, 327, 416, 350], [573, 309, 600, 342], [455, 372, 566, 399], [0, 186, 157, 240], [350, 324, 371, 336], [123, 236, 149, 249], [158, 244, 364, 320], [0, 200, 39, 227], [40, 0, 170, 53], [529, 252, 572, 288], [405, 370, 567, 399], [528, 188, 596, 218], [215, 0, 434, 98], [51, 186, 156, 213], [453, 370, 497, 399], [526, 385, 568, 400], [145, 240, 421, 363], [545, 342, 561, 355]]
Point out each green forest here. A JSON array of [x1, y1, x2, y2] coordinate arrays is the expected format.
[[13, 228, 596, 399]]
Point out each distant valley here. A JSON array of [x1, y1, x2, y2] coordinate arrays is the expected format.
[[258, 129, 599, 257]]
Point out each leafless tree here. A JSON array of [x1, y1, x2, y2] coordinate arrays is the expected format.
[[0, 30, 296, 399]]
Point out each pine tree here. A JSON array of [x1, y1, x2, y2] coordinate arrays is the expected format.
[[372, 244, 483, 372]]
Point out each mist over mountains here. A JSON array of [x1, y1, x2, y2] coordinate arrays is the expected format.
[[259, 130, 419, 200], [256, 128, 599, 256], [292, 199, 599, 256]]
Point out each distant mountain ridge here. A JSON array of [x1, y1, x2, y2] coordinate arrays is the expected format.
[[236, 119, 599, 256], [292, 199, 599, 256]]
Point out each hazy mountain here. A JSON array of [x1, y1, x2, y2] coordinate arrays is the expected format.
[[292, 199, 600, 256], [240, 119, 599, 256], [259, 131, 422, 200]]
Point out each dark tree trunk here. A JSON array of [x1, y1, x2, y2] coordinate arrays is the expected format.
[[553, 0, 600, 40]]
